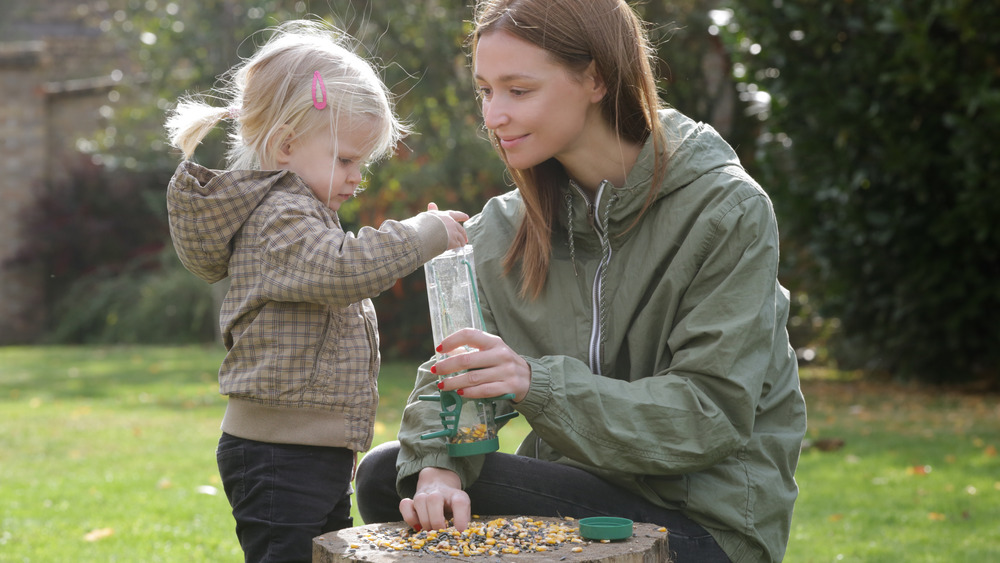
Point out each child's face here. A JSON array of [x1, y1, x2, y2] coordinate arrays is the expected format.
[[281, 122, 373, 212]]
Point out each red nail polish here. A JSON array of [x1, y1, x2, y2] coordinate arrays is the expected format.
[[437, 381, 444, 389], [413, 525, 422, 532], [430, 365, 437, 375], [457, 389, 464, 396], [436, 344, 443, 353]]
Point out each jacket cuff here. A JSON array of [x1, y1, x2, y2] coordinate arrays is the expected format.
[[401, 212, 449, 262], [514, 357, 552, 417]]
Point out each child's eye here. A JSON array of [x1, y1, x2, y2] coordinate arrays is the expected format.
[[477, 86, 492, 98], [338, 157, 354, 165]]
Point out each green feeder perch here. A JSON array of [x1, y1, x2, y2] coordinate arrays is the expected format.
[[418, 388, 520, 457]]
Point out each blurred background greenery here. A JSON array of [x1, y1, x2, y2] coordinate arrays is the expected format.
[[2, 0, 998, 387]]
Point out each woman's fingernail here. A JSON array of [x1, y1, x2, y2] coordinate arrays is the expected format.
[[437, 381, 444, 389], [457, 389, 465, 396], [430, 365, 437, 375], [436, 344, 443, 353], [413, 525, 422, 532]]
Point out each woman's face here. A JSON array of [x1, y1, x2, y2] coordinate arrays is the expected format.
[[474, 30, 606, 170]]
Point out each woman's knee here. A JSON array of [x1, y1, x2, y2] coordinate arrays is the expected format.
[[355, 441, 402, 523]]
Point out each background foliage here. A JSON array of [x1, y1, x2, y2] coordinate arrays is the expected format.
[[723, 0, 1000, 383], [39, 0, 759, 357], [24, 1, 998, 385]]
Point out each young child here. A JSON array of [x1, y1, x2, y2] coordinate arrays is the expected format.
[[164, 20, 467, 562]]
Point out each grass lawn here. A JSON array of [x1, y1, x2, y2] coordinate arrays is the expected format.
[[1, 345, 998, 562]]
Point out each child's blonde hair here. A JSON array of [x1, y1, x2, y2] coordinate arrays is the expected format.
[[166, 19, 406, 170]]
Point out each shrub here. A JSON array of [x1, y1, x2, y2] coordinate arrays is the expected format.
[[725, 0, 1000, 383], [12, 156, 218, 344], [46, 246, 219, 344]]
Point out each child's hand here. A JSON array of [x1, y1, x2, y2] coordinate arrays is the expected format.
[[426, 202, 469, 250]]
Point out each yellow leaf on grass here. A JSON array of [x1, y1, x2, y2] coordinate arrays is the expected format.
[[828, 514, 843, 522], [927, 512, 946, 522], [84, 527, 114, 542]]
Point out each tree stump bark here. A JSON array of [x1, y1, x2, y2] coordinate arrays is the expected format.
[[313, 517, 671, 562]]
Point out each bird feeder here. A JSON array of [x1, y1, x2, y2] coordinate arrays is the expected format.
[[418, 245, 518, 457]]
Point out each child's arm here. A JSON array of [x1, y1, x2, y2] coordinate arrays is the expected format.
[[255, 195, 466, 307]]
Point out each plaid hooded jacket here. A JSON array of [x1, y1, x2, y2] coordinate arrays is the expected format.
[[167, 160, 448, 451]]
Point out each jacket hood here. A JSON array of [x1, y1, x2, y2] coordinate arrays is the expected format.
[[166, 160, 308, 283], [560, 109, 743, 241]]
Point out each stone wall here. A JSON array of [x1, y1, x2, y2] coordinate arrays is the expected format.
[[0, 0, 126, 342]]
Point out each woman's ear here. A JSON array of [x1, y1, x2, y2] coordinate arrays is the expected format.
[[585, 61, 607, 104]]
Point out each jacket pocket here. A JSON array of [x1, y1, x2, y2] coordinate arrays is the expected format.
[[646, 473, 690, 509]]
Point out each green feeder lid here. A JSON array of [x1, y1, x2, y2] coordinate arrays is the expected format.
[[578, 517, 634, 541]]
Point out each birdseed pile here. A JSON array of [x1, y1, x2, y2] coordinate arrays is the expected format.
[[356, 516, 589, 557]]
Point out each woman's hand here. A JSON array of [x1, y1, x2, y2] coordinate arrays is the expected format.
[[425, 202, 469, 250], [399, 467, 471, 531], [433, 328, 531, 402]]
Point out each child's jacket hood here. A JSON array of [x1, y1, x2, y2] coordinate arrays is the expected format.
[[167, 160, 311, 284]]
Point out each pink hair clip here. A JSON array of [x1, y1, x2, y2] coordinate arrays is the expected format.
[[312, 71, 327, 110]]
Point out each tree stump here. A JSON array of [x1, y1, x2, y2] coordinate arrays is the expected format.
[[313, 516, 671, 562]]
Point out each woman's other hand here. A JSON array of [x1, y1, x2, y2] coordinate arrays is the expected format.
[[399, 467, 471, 532]]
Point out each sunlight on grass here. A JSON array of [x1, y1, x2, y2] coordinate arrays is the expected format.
[[2, 348, 998, 562], [1, 345, 237, 561]]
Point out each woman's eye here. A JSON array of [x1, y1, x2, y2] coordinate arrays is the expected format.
[[510, 89, 527, 97], [477, 86, 492, 98]]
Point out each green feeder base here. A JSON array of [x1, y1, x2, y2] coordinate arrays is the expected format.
[[446, 437, 500, 457]]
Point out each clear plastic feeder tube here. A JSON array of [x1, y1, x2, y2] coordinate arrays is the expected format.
[[424, 245, 484, 358]]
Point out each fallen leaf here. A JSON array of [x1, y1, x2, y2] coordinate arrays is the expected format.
[[984, 445, 997, 457], [84, 527, 114, 542], [828, 514, 843, 522], [815, 438, 845, 452], [927, 512, 946, 522]]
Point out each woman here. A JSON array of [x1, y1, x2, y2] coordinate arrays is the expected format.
[[355, 1, 806, 561]]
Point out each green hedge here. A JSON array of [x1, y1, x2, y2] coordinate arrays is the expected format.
[[725, 0, 1000, 382]]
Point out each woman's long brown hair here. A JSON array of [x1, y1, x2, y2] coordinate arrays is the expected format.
[[471, 0, 668, 299]]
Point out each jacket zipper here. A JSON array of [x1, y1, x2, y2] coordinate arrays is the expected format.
[[363, 306, 379, 398], [573, 181, 612, 376]]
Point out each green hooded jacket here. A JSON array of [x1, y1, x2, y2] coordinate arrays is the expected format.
[[396, 109, 807, 562]]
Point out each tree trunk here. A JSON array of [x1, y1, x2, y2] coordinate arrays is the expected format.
[[314, 517, 672, 562]]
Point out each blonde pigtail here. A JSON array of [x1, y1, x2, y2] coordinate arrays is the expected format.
[[165, 98, 235, 160]]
